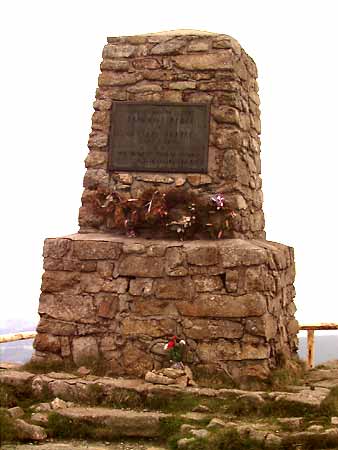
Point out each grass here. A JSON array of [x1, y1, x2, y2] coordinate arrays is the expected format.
[[168, 428, 280, 450], [0, 409, 18, 444], [191, 366, 238, 389], [47, 412, 122, 440], [21, 358, 75, 374]]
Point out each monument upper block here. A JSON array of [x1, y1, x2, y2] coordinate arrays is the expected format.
[[80, 30, 265, 239]]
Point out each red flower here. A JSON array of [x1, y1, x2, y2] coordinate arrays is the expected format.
[[167, 340, 175, 349]]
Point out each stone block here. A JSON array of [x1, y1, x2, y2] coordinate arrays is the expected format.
[[96, 293, 119, 319], [131, 298, 180, 317], [34, 333, 61, 354], [129, 278, 153, 296], [150, 38, 185, 55], [197, 341, 269, 362], [192, 275, 223, 292], [185, 318, 243, 339], [119, 255, 165, 277], [38, 293, 96, 323], [73, 240, 121, 260], [102, 44, 136, 58], [102, 278, 128, 293], [225, 269, 239, 293], [41, 271, 80, 293], [154, 277, 195, 300], [176, 293, 267, 318], [173, 52, 233, 70], [121, 317, 176, 337], [186, 245, 219, 266], [43, 238, 72, 258], [72, 336, 99, 366]]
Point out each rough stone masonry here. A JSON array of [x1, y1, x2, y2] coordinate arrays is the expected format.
[[33, 30, 298, 383]]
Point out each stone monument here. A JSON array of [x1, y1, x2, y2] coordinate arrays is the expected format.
[[33, 30, 298, 384]]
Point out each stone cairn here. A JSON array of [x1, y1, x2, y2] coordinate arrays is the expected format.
[[33, 30, 298, 384]]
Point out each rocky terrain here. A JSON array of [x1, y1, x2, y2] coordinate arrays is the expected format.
[[2, 360, 338, 449]]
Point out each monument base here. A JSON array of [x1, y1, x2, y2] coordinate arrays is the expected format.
[[34, 233, 297, 383]]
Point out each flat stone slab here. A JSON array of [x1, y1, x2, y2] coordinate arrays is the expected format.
[[270, 387, 329, 407], [55, 407, 168, 437]]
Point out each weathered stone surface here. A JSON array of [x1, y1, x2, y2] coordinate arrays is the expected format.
[[225, 269, 239, 293], [121, 317, 176, 337], [245, 314, 277, 340], [154, 277, 195, 300], [39, 294, 96, 323], [177, 293, 267, 318], [43, 238, 72, 258], [41, 271, 79, 293], [102, 278, 128, 293], [8, 406, 24, 418], [185, 318, 243, 339], [96, 293, 119, 318], [15, 419, 47, 441], [145, 371, 176, 385], [100, 59, 129, 71], [73, 240, 121, 260], [34, 333, 61, 354], [192, 275, 223, 292], [150, 38, 185, 55], [55, 407, 167, 437], [0, 370, 34, 389], [119, 256, 165, 277], [219, 240, 267, 268], [188, 39, 210, 52], [72, 336, 99, 365], [186, 245, 219, 266], [98, 72, 142, 86], [173, 52, 233, 70], [102, 44, 136, 58], [197, 341, 269, 362], [169, 81, 196, 90]]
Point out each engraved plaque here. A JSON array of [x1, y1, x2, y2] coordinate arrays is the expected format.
[[108, 102, 209, 173]]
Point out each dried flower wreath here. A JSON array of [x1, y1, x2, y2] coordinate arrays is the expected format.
[[89, 188, 236, 239]]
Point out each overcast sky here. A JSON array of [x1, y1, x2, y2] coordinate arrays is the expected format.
[[1, 0, 337, 329]]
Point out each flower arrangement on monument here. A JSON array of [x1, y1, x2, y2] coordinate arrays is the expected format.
[[164, 336, 186, 366], [89, 187, 236, 239]]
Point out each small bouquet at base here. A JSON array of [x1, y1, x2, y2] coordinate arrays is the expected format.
[[164, 336, 186, 363]]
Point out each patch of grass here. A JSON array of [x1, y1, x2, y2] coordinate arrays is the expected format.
[[225, 396, 318, 419], [319, 386, 338, 417], [192, 366, 237, 389], [47, 412, 121, 441], [0, 409, 18, 444], [159, 416, 185, 440], [0, 383, 18, 408], [21, 358, 75, 374], [144, 392, 225, 414], [282, 431, 338, 449], [0, 381, 45, 411], [168, 428, 280, 450]]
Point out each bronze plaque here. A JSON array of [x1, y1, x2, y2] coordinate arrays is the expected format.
[[108, 102, 209, 173]]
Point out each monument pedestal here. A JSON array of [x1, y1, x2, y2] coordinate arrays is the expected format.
[[34, 233, 297, 382], [33, 30, 298, 384]]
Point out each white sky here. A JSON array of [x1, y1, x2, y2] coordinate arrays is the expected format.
[[1, 0, 337, 328]]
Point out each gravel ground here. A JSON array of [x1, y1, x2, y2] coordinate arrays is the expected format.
[[0, 439, 164, 450]]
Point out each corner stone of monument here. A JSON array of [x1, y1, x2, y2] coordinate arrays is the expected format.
[[33, 30, 298, 386]]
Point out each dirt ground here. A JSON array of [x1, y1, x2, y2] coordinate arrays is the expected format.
[[0, 439, 163, 450]]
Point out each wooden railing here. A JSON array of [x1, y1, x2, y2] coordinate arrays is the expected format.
[[300, 323, 338, 369], [0, 331, 37, 344], [1, 325, 338, 370]]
